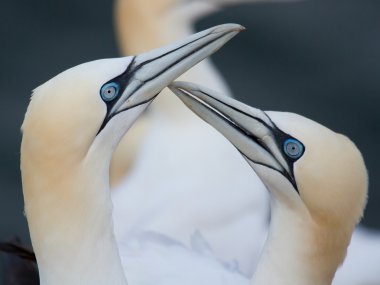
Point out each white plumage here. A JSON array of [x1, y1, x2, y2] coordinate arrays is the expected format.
[[21, 25, 249, 285], [17, 1, 380, 283], [119, 231, 249, 285], [112, 112, 269, 275], [113, 0, 270, 276], [169, 81, 369, 285], [112, 1, 380, 284]]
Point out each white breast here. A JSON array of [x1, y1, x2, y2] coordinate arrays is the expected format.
[[112, 90, 270, 276]]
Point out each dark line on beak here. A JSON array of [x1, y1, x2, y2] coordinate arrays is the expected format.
[[194, 90, 274, 156], [178, 88, 299, 192], [115, 30, 232, 114], [196, 89, 298, 188], [198, 90, 274, 131], [144, 31, 231, 82], [239, 151, 299, 193], [96, 94, 158, 136], [100, 28, 233, 136], [132, 31, 212, 71], [112, 93, 159, 117]]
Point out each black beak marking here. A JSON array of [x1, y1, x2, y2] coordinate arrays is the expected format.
[[177, 87, 300, 192], [97, 30, 233, 135]]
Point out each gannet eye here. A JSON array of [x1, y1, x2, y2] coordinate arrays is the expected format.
[[100, 82, 120, 102], [283, 138, 304, 159]]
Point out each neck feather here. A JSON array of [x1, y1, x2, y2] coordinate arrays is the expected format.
[[21, 139, 127, 285], [115, 0, 190, 55], [251, 199, 350, 285]]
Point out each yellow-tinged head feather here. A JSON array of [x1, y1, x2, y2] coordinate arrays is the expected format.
[[22, 58, 128, 164], [268, 111, 368, 229]]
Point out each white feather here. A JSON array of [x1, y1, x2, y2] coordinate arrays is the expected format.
[[119, 230, 249, 285], [112, 106, 269, 275], [112, 1, 380, 284]]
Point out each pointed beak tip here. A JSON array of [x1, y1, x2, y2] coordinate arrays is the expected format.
[[227, 23, 245, 32], [118, 23, 244, 112], [238, 25, 246, 32], [210, 23, 245, 36]]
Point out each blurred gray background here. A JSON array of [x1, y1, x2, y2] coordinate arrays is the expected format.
[[0, 0, 379, 247]]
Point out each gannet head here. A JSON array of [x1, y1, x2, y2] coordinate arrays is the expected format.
[[169, 82, 368, 230], [21, 24, 243, 165], [20, 26, 243, 283]]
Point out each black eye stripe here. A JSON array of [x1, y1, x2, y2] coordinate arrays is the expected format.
[[100, 31, 230, 119]]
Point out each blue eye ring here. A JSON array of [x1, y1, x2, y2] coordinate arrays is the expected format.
[[283, 138, 304, 159], [100, 82, 120, 102]]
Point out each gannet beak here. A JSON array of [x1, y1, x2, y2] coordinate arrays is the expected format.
[[169, 81, 303, 191], [101, 24, 244, 125]]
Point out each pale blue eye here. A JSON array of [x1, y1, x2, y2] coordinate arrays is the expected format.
[[100, 82, 119, 102], [283, 138, 304, 159]]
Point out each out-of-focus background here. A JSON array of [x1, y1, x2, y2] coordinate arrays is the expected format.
[[0, 0, 379, 246]]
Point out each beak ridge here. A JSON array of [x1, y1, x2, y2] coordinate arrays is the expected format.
[[112, 24, 244, 115], [169, 81, 298, 189]]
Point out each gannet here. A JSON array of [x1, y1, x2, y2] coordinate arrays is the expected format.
[[112, 1, 380, 283], [112, 0, 270, 275], [20, 24, 245, 285], [169, 81, 368, 285]]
